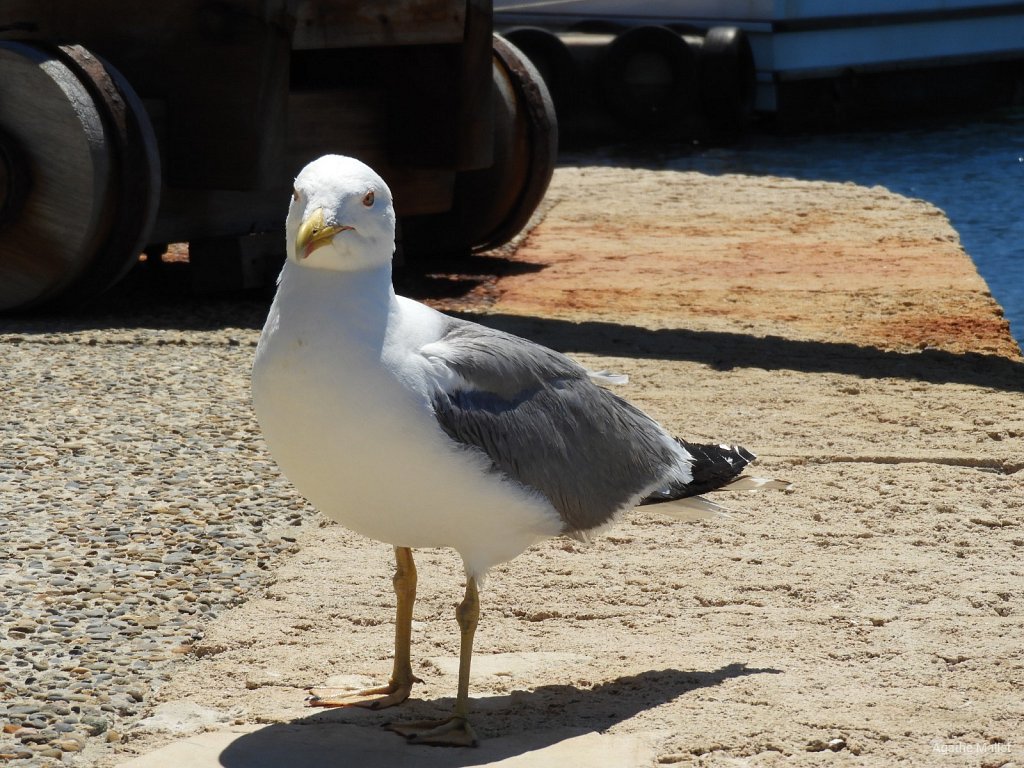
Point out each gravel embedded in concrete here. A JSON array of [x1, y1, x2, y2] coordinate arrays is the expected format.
[[0, 304, 314, 765]]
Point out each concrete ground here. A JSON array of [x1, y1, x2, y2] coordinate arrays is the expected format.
[[7, 164, 1021, 768]]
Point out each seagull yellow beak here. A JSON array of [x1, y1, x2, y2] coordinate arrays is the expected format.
[[295, 208, 353, 259]]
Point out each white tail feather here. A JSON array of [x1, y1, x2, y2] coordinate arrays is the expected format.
[[645, 475, 790, 523], [719, 476, 792, 492], [650, 495, 734, 521]]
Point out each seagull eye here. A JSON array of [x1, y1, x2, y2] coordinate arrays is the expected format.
[[292, 188, 300, 202], [362, 190, 375, 207]]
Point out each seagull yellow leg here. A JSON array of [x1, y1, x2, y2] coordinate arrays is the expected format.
[[306, 546, 421, 709], [388, 576, 480, 747]]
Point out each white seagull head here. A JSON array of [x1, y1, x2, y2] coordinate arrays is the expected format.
[[286, 154, 397, 271]]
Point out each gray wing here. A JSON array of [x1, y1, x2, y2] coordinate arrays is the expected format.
[[421, 317, 683, 536]]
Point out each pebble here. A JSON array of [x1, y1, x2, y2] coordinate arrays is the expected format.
[[53, 737, 84, 752], [1, 304, 312, 764], [16, 729, 57, 744]]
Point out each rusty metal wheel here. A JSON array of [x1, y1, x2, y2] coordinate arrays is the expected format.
[[401, 34, 557, 258], [0, 41, 159, 311]]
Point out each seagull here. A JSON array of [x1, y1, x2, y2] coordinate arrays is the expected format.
[[251, 154, 788, 747]]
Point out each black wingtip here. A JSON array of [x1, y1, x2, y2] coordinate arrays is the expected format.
[[681, 441, 756, 491], [640, 441, 756, 505]]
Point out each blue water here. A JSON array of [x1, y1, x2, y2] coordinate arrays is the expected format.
[[602, 111, 1024, 348]]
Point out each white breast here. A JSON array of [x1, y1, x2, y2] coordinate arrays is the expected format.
[[251, 267, 562, 577]]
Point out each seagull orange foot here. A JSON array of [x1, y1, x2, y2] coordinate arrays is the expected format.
[[388, 715, 478, 747], [305, 678, 420, 710]]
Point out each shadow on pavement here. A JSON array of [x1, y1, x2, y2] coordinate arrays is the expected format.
[[4, 259, 1018, 393], [465, 313, 1024, 393], [219, 664, 779, 768]]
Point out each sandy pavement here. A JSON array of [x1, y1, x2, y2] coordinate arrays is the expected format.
[[103, 167, 1022, 767]]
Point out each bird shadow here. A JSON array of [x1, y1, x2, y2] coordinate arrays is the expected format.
[[218, 663, 778, 768]]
